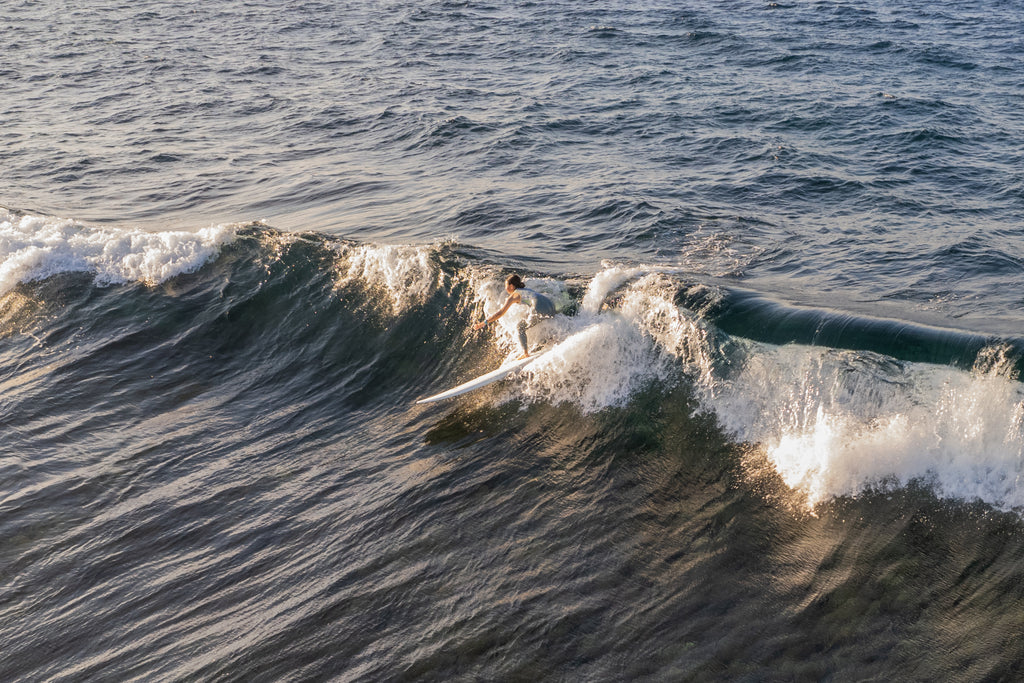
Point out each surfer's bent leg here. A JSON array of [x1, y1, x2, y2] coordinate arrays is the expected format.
[[517, 311, 554, 356]]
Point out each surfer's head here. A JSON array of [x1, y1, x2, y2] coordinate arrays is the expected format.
[[506, 274, 525, 292]]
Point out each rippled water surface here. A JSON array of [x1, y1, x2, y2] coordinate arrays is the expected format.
[[4, 1, 1024, 680]]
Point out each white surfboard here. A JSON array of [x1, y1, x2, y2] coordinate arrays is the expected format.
[[416, 350, 547, 404]]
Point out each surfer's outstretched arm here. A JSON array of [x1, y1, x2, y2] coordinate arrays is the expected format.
[[473, 291, 520, 330]]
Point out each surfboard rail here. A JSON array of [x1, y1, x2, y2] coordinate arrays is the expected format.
[[416, 350, 547, 404]]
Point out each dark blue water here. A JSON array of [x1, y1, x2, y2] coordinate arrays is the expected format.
[[4, 1, 1024, 679]]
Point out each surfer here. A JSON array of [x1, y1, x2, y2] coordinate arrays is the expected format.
[[473, 274, 556, 359]]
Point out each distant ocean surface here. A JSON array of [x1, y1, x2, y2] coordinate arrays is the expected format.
[[4, 1, 1024, 679]]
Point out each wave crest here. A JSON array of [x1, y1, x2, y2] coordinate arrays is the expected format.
[[332, 242, 442, 314], [0, 209, 236, 295]]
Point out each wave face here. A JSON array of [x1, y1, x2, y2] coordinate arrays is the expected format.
[[6, 0, 1024, 679], [4, 217, 1024, 680]]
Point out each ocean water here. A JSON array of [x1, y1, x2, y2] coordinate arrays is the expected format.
[[4, 0, 1024, 679]]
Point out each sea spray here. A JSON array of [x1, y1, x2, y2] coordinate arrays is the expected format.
[[580, 264, 645, 314], [518, 319, 669, 412], [516, 269, 720, 412], [331, 242, 442, 315], [714, 342, 1024, 511], [617, 272, 719, 391], [581, 270, 1024, 512], [0, 209, 236, 295]]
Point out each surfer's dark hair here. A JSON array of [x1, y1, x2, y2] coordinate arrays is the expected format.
[[506, 274, 525, 290]]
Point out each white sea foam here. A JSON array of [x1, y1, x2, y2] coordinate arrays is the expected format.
[[333, 243, 441, 314], [616, 273, 718, 389], [0, 209, 236, 295], [709, 341, 1024, 511], [580, 264, 645, 314], [519, 318, 670, 412]]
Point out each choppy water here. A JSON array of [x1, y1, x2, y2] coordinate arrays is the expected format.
[[4, 1, 1024, 680]]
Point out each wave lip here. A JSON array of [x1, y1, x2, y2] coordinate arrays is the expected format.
[[0, 208, 238, 295]]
